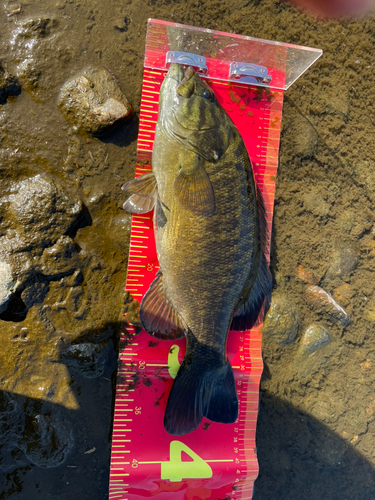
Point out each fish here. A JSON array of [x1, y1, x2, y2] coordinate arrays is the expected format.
[[122, 63, 272, 435]]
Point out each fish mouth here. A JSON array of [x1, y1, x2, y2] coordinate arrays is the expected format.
[[166, 63, 185, 85]]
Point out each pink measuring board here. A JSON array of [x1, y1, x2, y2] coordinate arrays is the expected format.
[[109, 20, 285, 500]]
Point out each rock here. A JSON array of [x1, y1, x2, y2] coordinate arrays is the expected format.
[[299, 324, 331, 356], [21, 282, 49, 309], [297, 264, 319, 285], [9, 16, 76, 101], [262, 294, 300, 344], [0, 62, 21, 104], [305, 285, 350, 326], [303, 191, 331, 217], [17, 403, 73, 467], [61, 342, 108, 378], [57, 68, 132, 135], [0, 259, 18, 313], [11, 17, 61, 100], [39, 236, 80, 277], [0, 176, 84, 314], [13, 17, 58, 39], [8, 175, 83, 248], [326, 242, 360, 281]]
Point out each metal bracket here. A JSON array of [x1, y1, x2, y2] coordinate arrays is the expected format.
[[166, 51, 208, 74], [229, 62, 272, 85]]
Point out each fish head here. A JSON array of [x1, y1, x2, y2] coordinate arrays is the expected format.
[[159, 63, 232, 162]]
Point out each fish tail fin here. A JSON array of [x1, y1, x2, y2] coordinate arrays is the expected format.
[[164, 334, 238, 436]]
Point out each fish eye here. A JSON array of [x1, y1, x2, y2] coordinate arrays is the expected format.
[[202, 89, 212, 100]]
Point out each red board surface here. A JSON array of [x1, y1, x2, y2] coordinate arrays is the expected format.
[[109, 67, 284, 500]]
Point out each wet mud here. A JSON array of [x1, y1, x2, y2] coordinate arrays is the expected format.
[[1, 0, 375, 498]]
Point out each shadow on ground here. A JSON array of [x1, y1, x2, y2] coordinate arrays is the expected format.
[[254, 389, 375, 500], [0, 322, 122, 500]]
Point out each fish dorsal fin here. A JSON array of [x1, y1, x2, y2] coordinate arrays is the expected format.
[[122, 172, 157, 214], [174, 156, 215, 217], [140, 272, 188, 340]]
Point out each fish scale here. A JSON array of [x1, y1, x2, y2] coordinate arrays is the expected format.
[[109, 19, 287, 500]]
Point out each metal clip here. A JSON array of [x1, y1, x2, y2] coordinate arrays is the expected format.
[[229, 62, 272, 85], [166, 51, 208, 74]]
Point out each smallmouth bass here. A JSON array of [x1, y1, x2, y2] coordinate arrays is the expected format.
[[122, 63, 272, 435]]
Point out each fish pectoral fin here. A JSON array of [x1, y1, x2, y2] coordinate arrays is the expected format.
[[231, 251, 273, 331], [122, 172, 157, 198], [121, 172, 157, 214], [139, 273, 188, 340], [122, 194, 155, 214], [174, 158, 215, 217]]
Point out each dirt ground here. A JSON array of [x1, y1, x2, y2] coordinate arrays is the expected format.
[[0, 0, 375, 499]]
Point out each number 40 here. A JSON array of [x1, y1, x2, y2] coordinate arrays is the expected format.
[[161, 441, 212, 482]]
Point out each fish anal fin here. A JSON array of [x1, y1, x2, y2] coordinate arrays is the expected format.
[[231, 252, 273, 331], [140, 273, 187, 340], [174, 157, 215, 217]]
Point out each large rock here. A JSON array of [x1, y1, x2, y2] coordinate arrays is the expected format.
[[262, 294, 300, 344], [7, 175, 83, 249], [57, 67, 132, 135], [0, 175, 84, 315]]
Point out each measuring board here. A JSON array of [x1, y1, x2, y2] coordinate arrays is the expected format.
[[109, 20, 286, 500], [109, 74, 283, 500]]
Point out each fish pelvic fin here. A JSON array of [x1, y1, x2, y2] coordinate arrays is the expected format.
[[174, 156, 215, 217], [231, 251, 272, 331], [164, 334, 238, 436], [122, 172, 157, 214], [140, 272, 188, 340]]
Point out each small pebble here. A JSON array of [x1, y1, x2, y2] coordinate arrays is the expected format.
[[326, 242, 360, 281], [305, 285, 350, 326], [57, 67, 132, 135], [297, 264, 319, 285], [299, 323, 331, 355]]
